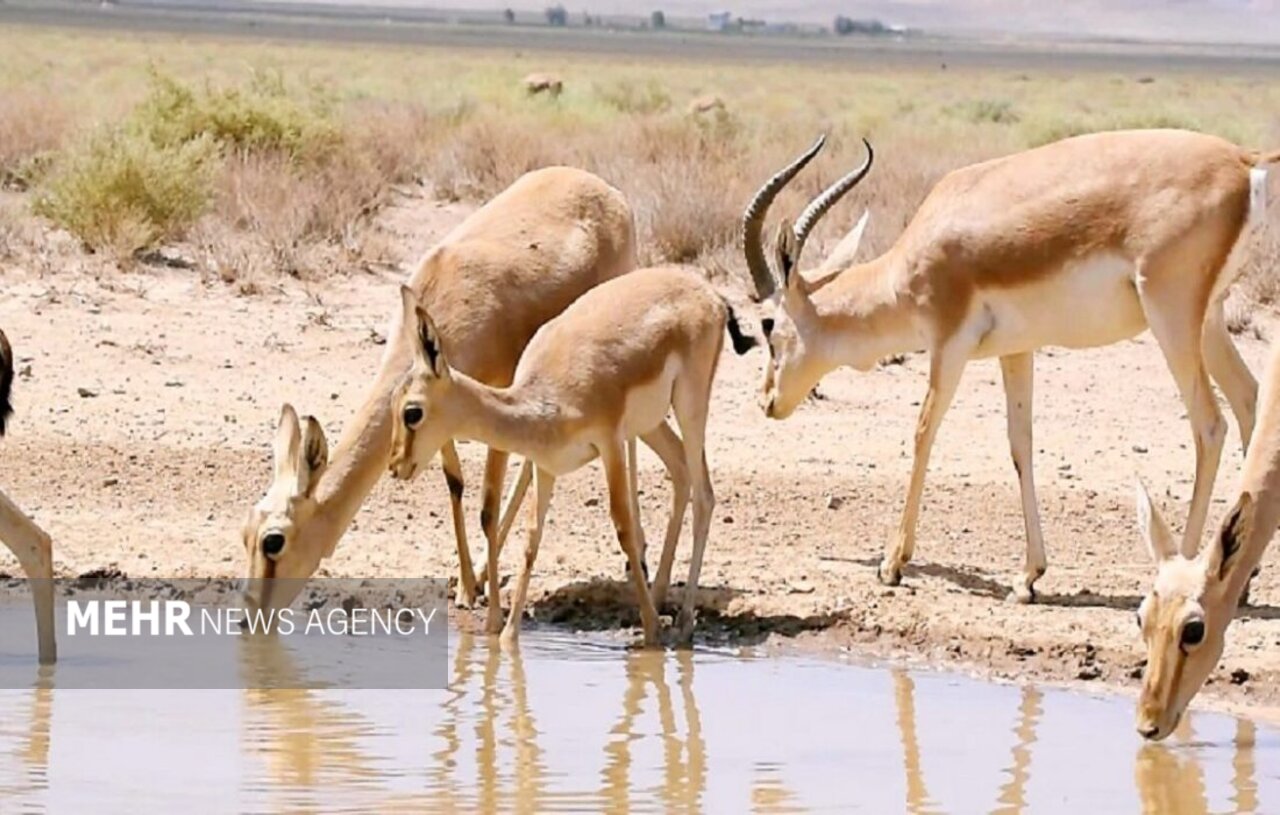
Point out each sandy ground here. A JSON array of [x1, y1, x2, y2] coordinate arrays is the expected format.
[[2, 185, 1278, 723]]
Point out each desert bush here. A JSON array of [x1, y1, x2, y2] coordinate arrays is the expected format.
[[593, 80, 672, 115], [34, 128, 216, 256], [953, 98, 1020, 125], [132, 69, 340, 162]]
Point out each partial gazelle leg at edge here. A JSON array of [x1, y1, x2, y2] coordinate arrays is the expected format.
[[1001, 352, 1047, 604], [0, 490, 56, 664], [440, 440, 478, 608], [478, 447, 512, 634], [672, 366, 716, 643], [879, 337, 972, 586], [1202, 299, 1262, 603], [602, 439, 661, 647], [642, 421, 691, 610], [500, 467, 555, 647], [1138, 266, 1227, 558]]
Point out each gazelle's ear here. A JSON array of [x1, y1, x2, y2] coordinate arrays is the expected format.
[[399, 285, 448, 378], [1205, 493, 1253, 582], [775, 219, 801, 291], [273, 404, 302, 485], [1134, 478, 1177, 564], [298, 415, 329, 498]]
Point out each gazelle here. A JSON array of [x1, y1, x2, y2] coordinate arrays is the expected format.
[[1133, 336, 1280, 741], [388, 267, 756, 645], [744, 130, 1278, 602], [0, 328, 56, 663], [242, 167, 637, 615]]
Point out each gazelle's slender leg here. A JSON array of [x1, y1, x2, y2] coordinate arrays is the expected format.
[[601, 439, 660, 647], [626, 437, 649, 579], [439, 441, 477, 608], [474, 457, 533, 590], [1137, 274, 1226, 557], [1000, 352, 1047, 604], [639, 421, 690, 610], [1202, 301, 1262, 602], [500, 467, 554, 647], [0, 489, 56, 664], [879, 338, 970, 586], [672, 375, 715, 643], [478, 448, 511, 634], [1203, 302, 1258, 452]]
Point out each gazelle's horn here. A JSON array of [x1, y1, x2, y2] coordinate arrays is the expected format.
[[742, 135, 826, 301], [788, 138, 874, 273]]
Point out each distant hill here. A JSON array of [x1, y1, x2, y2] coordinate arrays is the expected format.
[[269, 0, 1280, 44]]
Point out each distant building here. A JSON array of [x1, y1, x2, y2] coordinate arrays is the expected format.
[[707, 11, 732, 31]]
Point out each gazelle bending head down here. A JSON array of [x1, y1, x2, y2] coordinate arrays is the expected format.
[[0, 328, 56, 663], [744, 131, 1277, 602], [1133, 338, 1280, 741], [389, 268, 755, 646], [241, 167, 636, 620]]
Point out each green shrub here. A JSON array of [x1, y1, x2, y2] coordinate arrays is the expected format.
[[132, 69, 340, 161], [34, 128, 216, 256], [953, 98, 1020, 125], [593, 80, 672, 115]]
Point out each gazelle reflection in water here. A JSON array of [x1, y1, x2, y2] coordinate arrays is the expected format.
[[1133, 716, 1259, 815], [238, 636, 384, 795], [431, 634, 711, 812]]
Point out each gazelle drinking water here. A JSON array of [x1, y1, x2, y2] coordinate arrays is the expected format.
[[388, 267, 756, 645], [241, 167, 638, 618], [1134, 336, 1280, 742], [743, 130, 1277, 602], [0, 328, 56, 663]]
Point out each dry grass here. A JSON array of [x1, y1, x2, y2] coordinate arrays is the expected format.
[[0, 26, 1277, 305], [0, 90, 72, 189]]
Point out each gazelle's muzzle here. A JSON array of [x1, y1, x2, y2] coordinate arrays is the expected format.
[[389, 456, 418, 482]]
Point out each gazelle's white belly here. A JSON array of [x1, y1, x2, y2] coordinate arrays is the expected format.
[[620, 354, 681, 439], [971, 253, 1148, 359]]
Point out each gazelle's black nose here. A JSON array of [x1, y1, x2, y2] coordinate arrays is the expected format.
[[1137, 724, 1160, 740]]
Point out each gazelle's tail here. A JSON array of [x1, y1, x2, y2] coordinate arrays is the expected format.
[[723, 302, 758, 355], [0, 328, 13, 436]]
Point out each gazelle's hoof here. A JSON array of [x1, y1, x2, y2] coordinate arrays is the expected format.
[[1007, 586, 1036, 605], [675, 609, 697, 645], [455, 588, 477, 610], [877, 562, 902, 587]]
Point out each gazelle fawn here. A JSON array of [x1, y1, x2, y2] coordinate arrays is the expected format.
[[388, 267, 755, 646], [0, 328, 56, 663], [241, 167, 637, 616], [744, 131, 1277, 602]]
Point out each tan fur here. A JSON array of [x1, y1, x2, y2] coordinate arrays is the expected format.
[[522, 73, 564, 97], [389, 267, 731, 646], [749, 129, 1271, 603], [241, 167, 637, 614], [0, 327, 56, 663], [1135, 333, 1280, 740]]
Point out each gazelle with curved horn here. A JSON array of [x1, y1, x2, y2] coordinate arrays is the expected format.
[[745, 130, 1277, 602], [1133, 335, 1280, 741], [388, 267, 757, 645], [241, 167, 638, 616], [0, 328, 56, 663]]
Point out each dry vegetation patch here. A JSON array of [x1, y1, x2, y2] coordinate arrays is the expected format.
[[0, 27, 1277, 308]]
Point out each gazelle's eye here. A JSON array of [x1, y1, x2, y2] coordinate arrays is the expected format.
[[261, 532, 286, 559], [403, 405, 424, 429], [1180, 619, 1206, 649]]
